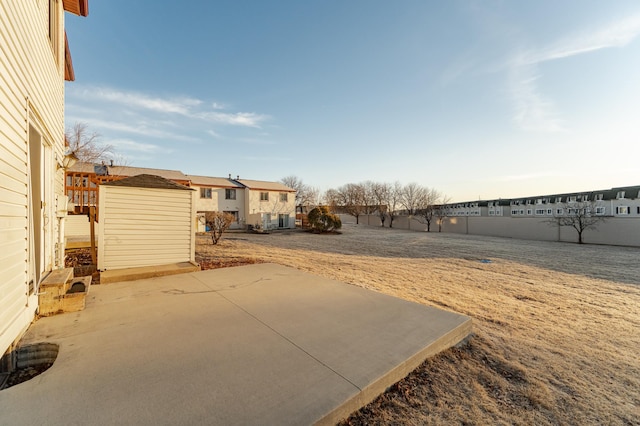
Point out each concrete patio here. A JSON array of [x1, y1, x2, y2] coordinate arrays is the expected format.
[[0, 263, 471, 425]]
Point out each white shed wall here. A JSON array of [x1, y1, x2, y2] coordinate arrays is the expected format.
[[98, 186, 196, 271]]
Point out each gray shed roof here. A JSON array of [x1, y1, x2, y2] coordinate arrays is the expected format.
[[101, 174, 194, 191], [69, 162, 189, 181]]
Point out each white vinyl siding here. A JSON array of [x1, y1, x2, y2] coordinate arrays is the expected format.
[[98, 186, 196, 271], [1, 0, 66, 356]]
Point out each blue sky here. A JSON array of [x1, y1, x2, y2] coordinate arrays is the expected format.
[[64, 1, 640, 202]]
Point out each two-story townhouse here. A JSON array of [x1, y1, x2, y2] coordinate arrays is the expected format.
[[64, 164, 297, 233], [1, 0, 89, 362], [238, 179, 296, 230], [187, 175, 245, 230]]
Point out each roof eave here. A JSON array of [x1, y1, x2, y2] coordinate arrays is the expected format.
[[64, 32, 75, 81], [63, 0, 89, 17]]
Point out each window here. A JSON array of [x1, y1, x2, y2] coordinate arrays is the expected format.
[[225, 189, 236, 200], [568, 196, 577, 202], [616, 206, 629, 215], [519, 209, 524, 215], [555, 197, 562, 203], [596, 194, 603, 201], [200, 188, 212, 199], [526, 200, 532, 205], [260, 192, 269, 201], [511, 210, 518, 215], [489, 210, 495, 216], [582, 195, 589, 201], [547, 209, 552, 215], [527, 209, 532, 215], [279, 192, 288, 202], [617, 191, 625, 199], [595, 207, 606, 215], [49, 0, 60, 64], [536, 199, 542, 204], [535, 209, 545, 215], [556, 208, 563, 215]]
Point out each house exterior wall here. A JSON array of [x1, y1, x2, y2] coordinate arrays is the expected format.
[[192, 185, 220, 212], [216, 187, 245, 229], [191, 184, 245, 230], [97, 186, 196, 270], [244, 188, 296, 229], [1, 0, 68, 358]]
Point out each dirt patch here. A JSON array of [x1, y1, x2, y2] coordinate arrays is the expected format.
[[2, 364, 53, 390], [196, 226, 640, 425], [196, 256, 262, 270], [65, 248, 99, 284]]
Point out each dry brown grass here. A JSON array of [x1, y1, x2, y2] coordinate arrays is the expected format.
[[196, 226, 640, 425]]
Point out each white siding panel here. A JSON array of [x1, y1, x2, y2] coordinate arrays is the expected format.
[[1, 0, 66, 356], [65, 214, 90, 237], [98, 186, 195, 271]]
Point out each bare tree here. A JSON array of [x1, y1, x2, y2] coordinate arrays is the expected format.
[[306, 186, 322, 208], [361, 181, 378, 215], [401, 182, 427, 216], [65, 122, 115, 164], [376, 182, 404, 228], [323, 188, 340, 211], [205, 211, 235, 245], [372, 182, 390, 227], [549, 200, 607, 244], [434, 196, 452, 232], [335, 183, 367, 224], [414, 188, 442, 232], [280, 176, 318, 213]]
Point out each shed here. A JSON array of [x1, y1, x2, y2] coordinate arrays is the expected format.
[[97, 174, 197, 272]]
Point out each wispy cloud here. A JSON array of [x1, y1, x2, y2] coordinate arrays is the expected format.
[[67, 116, 199, 142], [67, 85, 269, 128], [516, 14, 640, 66], [507, 14, 640, 132], [508, 64, 564, 132], [70, 86, 201, 115], [197, 111, 269, 127], [108, 138, 173, 154]]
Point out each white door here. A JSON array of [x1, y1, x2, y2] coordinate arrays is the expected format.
[[28, 124, 43, 291]]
